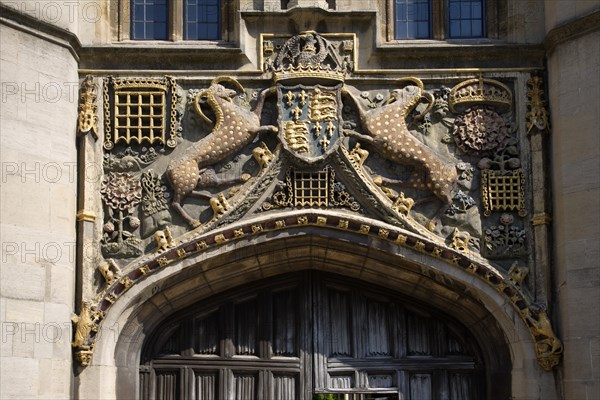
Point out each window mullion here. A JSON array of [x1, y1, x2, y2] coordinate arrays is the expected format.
[[171, 0, 183, 41], [433, 0, 445, 40]]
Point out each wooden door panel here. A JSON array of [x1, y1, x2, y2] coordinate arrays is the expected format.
[[140, 272, 484, 400]]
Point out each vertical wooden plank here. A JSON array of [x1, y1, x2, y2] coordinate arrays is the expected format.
[[257, 370, 267, 400], [221, 303, 234, 358], [407, 314, 431, 356], [449, 372, 472, 400], [409, 373, 432, 400], [274, 374, 297, 400], [311, 271, 326, 393], [182, 366, 188, 400], [329, 289, 352, 357], [395, 305, 407, 359], [329, 374, 353, 389], [259, 291, 272, 359], [155, 370, 179, 400], [366, 299, 390, 357], [193, 371, 217, 400], [434, 370, 450, 400], [397, 370, 409, 400], [221, 369, 231, 400], [235, 298, 258, 355], [233, 373, 256, 400], [352, 292, 365, 359], [194, 312, 219, 355], [273, 289, 297, 356]]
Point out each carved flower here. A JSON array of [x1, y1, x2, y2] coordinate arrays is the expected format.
[[499, 213, 514, 225], [101, 172, 142, 211], [360, 91, 370, 99], [375, 93, 384, 101], [453, 107, 511, 155]]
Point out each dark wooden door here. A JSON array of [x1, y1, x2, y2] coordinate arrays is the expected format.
[[140, 272, 483, 399]]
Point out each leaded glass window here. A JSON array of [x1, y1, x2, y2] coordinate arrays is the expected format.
[[131, 0, 168, 40], [394, 0, 431, 39], [448, 0, 484, 38], [185, 0, 221, 40]]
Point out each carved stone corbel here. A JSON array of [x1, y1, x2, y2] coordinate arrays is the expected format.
[[153, 226, 175, 254], [521, 304, 563, 371], [98, 258, 121, 286], [77, 75, 98, 139], [71, 300, 103, 367]]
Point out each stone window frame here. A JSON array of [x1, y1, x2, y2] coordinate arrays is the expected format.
[[386, 0, 501, 42], [112, 0, 232, 42]]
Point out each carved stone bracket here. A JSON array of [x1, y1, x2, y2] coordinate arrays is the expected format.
[[78, 75, 98, 139], [526, 76, 550, 134]]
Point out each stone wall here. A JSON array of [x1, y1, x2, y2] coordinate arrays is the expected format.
[[0, 22, 78, 399], [546, 7, 600, 398]]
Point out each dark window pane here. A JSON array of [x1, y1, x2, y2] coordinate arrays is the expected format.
[[448, 0, 484, 38], [133, 22, 145, 39], [472, 21, 482, 37], [450, 20, 460, 37], [418, 21, 429, 37], [461, 20, 471, 36], [185, 0, 221, 40], [131, 0, 168, 40], [394, 0, 431, 39], [154, 22, 167, 38], [449, 3, 460, 19], [461, 2, 471, 18]]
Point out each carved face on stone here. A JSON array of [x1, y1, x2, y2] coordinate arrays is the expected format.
[[211, 84, 236, 99], [388, 86, 420, 105], [154, 230, 168, 248]]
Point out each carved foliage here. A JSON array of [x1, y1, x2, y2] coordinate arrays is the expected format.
[[483, 213, 527, 258], [101, 172, 143, 258], [453, 107, 513, 155]]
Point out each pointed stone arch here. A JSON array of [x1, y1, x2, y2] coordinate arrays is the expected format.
[[75, 215, 555, 399]]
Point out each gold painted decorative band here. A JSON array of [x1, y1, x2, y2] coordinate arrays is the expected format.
[[76, 210, 96, 222], [531, 213, 552, 226]]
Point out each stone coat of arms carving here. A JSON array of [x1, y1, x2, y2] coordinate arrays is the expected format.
[[75, 31, 561, 373]]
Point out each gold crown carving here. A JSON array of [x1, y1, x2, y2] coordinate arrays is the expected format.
[[112, 78, 168, 91], [273, 64, 346, 83], [449, 77, 512, 113]]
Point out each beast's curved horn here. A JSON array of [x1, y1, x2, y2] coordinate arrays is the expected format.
[[210, 77, 245, 94], [397, 77, 424, 92], [193, 89, 214, 125], [413, 92, 435, 121]]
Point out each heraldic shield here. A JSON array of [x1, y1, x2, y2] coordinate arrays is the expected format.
[[277, 83, 343, 163]]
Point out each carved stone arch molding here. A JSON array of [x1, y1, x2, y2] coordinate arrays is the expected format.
[[76, 218, 554, 400]]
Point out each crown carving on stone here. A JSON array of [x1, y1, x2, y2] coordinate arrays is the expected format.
[[449, 76, 512, 113], [271, 31, 349, 83], [112, 77, 168, 91]]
